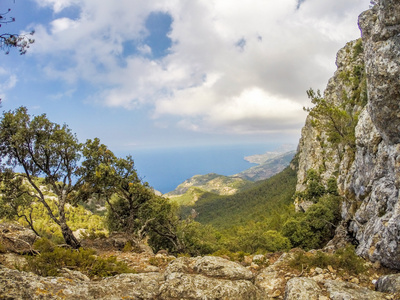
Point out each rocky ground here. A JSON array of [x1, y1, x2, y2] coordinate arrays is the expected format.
[[1, 223, 400, 299]]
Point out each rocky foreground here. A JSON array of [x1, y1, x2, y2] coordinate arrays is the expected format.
[[1, 223, 400, 300], [1, 251, 400, 299]]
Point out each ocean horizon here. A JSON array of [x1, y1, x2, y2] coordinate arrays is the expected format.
[[118, 143, 284, 194]]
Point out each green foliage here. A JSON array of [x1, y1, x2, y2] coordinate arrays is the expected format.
[[289, 244, 367, 275], [184, 167, 297, 229], [304, 41, 367, 156], [212, 249, 250, 262], [174, 221, 221, 256], [294, 169, 339, 203], [304, 89, 357, 149], [170, 167, 298, 255], [352, 39, 363, 60], [25, 238, 134, 278], [283, 194, 341, 250], [0, 107, 87, 248]]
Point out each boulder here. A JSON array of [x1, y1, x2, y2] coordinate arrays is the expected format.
[[376, 273, 400, 294], [284, 277, 322, 300], [324, 279, 388, 300], [255, 252, 294, 298], [160, 272, 261, 300], [0, 266, 163, 300], [192, 256, 254, 280]]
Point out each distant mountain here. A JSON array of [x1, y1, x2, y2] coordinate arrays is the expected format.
[[180, 166, 297, 229], [165, 148, 296, 206], [236, 150, 296, 182], [165, 174, 253, 205]]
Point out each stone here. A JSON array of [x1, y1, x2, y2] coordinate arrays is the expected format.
[[253, 254, 266, 262], [192, 256, 254, 280], [255, 252, 294, 297], [0, 266, 163, 300], [0, 223, 38, 253], [324, 279, 388, 300], [160, 272, 262, 300], [376, 274, 400, 294], [284, 277, 321, 300], [295, 0, 400, 270]]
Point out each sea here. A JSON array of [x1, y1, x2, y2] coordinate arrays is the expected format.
[[119, 143, 282, 194]]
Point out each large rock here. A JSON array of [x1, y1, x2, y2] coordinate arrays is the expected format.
[[160, 272, 261, 300], [255, 252, 294, 298], [376, 273, 400, 294], [0, 266, 163, 300], [324, 279, 388, 300], [192, 256, 254, 280], [343, 0, 400, 268], [0, 223, 38, 253], [161, 256, 261, 299], [284, 277, 321, 300], [359, 0, 400, 144], [295, 1, 400, 269]]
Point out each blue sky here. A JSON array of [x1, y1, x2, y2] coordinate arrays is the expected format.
[[0, 0, 371, 153]]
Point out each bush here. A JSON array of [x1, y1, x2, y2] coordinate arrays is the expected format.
[[289, 244, 367, 275], [283, 194, 341, 250], [25, 238, 134, 278]]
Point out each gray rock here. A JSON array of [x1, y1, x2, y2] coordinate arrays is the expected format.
[[376, 273, 400, 293], [192, 256, 254, 280], [255, 252, 294, 298], [160, 272, 261, 300], [295, 0, 400, 269], [284, 277, 321, 300], [0, 266, 163, 299], [324, 279, 388, 300]]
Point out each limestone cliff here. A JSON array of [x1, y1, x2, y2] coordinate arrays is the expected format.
[[296, 0, 400, 269]]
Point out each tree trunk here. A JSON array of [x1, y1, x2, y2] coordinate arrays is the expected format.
[[60, 223, 81, 249]]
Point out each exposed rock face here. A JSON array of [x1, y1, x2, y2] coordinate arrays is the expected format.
[[284, 277, 322, 300], [295, 1, 400, 269], [376, 273, 400, 294], [0, 266, 163, 300], [323, 280, 388, 300], [359, 0, 400, 144], [2, 252, 397, 299]]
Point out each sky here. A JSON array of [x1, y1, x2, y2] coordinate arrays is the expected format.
[[0, 0, 371, 153]]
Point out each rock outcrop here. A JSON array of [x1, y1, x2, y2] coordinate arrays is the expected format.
[[295, 0, 400, 269], [1, 252, 398, 299]]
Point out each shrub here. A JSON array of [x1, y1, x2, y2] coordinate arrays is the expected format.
[[25, 238, 134, 278], [289, 244, 367, 275]]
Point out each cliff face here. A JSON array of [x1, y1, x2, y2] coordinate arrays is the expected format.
[[296, 0, 400, 269]]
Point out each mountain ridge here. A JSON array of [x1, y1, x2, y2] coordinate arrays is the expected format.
[[165, 148, 296, 205]]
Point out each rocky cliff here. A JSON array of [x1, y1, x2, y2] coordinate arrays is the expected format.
[[296, 0, 400, 269]]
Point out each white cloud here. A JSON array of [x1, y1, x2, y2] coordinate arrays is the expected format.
[[0, 68, 17, 102], [30, 0, 370, 135]]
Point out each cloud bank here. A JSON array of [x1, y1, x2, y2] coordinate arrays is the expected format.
[[31, 0, 370, 135]]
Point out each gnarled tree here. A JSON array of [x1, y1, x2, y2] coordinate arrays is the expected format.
[[0, 107, 82, 248]]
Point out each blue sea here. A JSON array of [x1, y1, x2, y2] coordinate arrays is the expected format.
[[119, 143, 281, 194]]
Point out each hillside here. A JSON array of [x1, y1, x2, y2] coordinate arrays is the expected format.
[[165, 149, 296, 205], [180, 166, 297, 229]]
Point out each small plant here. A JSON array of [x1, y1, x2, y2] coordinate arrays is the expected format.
[[24, 238, 135, 278], [123, 241, 133, 252], [288, 244, 367, 275]]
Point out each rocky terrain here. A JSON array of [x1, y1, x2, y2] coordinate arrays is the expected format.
[[295, 0, 400, 270], [1, 222, 399, 299], [2, 1, 400, 299]]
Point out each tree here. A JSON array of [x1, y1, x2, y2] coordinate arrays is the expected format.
[[81, 138, 185, 253], [0, 168, 40, 236], [0, 6, 34, 54], [304, 89, 356, 149], [0, 107, 83, 248]]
